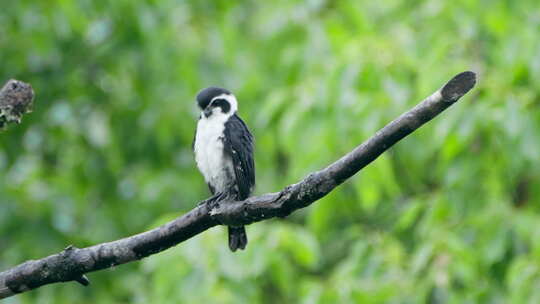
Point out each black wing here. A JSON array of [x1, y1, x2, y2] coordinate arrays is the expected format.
[[224, 114, 255, 200]]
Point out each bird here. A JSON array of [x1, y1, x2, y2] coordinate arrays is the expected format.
[[193, 87, 255, 252]]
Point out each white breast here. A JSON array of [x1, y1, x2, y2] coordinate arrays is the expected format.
[[194, 113, 234, 193]]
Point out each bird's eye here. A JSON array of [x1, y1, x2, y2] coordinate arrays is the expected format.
[[211, 98, 231, 113]]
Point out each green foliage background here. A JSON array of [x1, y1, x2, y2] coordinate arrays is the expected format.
[[1, 0, 540, 303]]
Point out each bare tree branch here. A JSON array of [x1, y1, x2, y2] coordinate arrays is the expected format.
[[0, 79, 34, 130], [0, 71, 476, 299]]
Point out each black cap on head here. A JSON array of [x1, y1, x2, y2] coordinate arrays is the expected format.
[[196, 87, 231, 109]]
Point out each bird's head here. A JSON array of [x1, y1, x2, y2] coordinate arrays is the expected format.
[[196, 87, 238, 118]]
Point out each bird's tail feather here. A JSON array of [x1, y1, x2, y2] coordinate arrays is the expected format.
[[228, 226, 247, 252]]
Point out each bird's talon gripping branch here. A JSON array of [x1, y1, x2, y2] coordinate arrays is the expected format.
[[200, 192, 228, 209]]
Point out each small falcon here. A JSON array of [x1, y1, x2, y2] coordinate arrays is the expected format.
[[193, 87, 255, 252]]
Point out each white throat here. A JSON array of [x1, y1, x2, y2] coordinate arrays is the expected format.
[[194, 106, 234, 192]]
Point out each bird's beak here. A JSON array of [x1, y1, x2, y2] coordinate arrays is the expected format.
[[203, 107, 212, 118]]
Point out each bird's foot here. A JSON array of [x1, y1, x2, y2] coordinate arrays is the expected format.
[[199, 192, 228, 208]]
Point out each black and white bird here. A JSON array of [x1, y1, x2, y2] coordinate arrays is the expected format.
[[193, 87, 255, 252]]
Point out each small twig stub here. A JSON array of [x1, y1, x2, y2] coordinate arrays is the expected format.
[[0, 79, 35, 129]]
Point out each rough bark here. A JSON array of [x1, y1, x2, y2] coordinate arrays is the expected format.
[[0, 71, 476, 299]]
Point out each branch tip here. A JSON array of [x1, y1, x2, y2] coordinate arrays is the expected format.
[[440, 71, 476, 102]]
